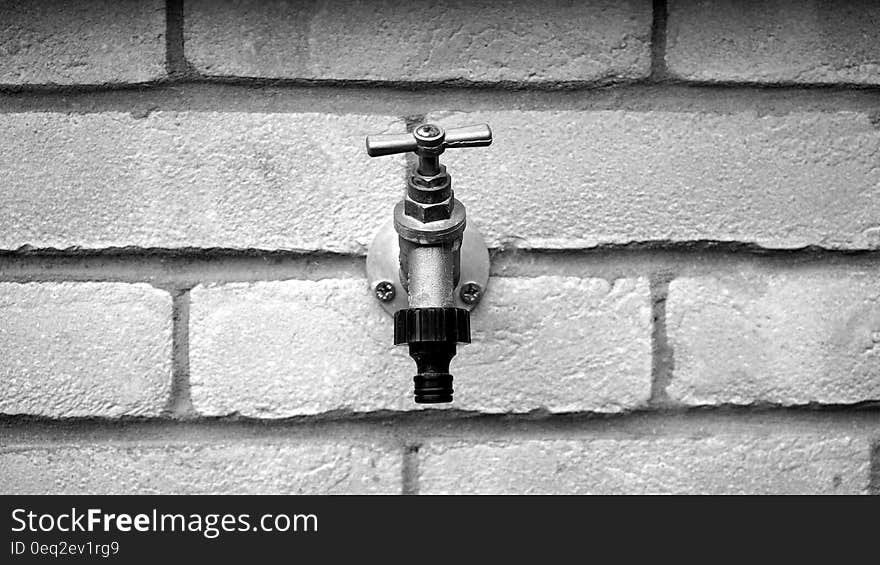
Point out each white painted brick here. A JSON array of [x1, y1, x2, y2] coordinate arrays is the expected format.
[[188, 277, 652, 416], [0, 283, 172, 418], [0, 441, 400, 494], [667, 0, 880, 84], [0, 0, 166, 85], [428, 109, 880, 250], [184, 0, 651, 83], [0, 112, 403, 252], [666, 269, 880, 406], [420, 436, 870, 494], [4, 109, 878, 252]]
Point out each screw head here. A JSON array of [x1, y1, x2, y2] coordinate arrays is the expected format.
[[416, 124, 441, 137], [374, 281, 396, 302], [459, 282, 482, 305], [414, 123, 444, 147]]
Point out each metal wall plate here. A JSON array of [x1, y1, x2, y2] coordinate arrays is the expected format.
[[366, 220, 490, 315]]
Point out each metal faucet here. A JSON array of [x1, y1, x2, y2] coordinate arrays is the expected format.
[[365, 123, 493, 403]]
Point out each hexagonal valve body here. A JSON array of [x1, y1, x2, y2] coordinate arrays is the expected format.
[[366, 123, 492, 403]]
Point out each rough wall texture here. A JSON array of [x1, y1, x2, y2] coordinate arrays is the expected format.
[[666, 0, 880, 84], [419, 436, 870, 494], [184, 0, 652, 83], [0, 441, 401, 494], [0, 0, 166, 85], [0, 0, 878, 495], [189, 277, 652, 415]]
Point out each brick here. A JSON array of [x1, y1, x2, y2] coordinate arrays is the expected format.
[[0, 0, 166, 85], [6, 109, 877, 252], [0, 441, 400, 494], [0, 283, 171, 418], [666, 269, 880, 406], [184, 0, 651, 83], [666, 0, 880, 84], [188, 277, 652, 416], [0, 112, 403, 252], [419, 437, 870, 494], [428, 109, 880, 250]]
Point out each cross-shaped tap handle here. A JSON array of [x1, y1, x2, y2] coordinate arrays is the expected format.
[[366, 123, 492, 176]]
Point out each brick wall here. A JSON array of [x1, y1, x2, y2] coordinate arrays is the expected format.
[[1, 0, 878, 494]]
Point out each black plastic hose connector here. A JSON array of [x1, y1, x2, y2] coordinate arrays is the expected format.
[[393, 307, 470, 403]]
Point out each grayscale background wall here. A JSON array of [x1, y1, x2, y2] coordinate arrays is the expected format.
[[1, 0, 879, 494]]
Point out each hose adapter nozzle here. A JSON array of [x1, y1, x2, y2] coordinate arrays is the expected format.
[[393, 307, 470, 403]]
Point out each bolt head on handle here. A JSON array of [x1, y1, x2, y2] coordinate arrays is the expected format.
[[365, 123, 492, 158]]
